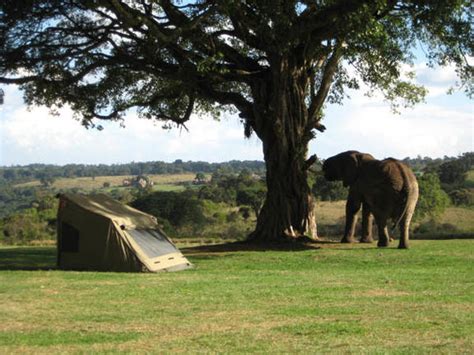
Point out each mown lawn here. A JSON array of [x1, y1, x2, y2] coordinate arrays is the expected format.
[[0, 240, 472, 353]]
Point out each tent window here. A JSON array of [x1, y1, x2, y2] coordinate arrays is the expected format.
[[60, 222, 79, 252], [127, 229, 178, 259]]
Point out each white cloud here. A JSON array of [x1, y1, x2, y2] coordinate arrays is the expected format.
[[311, 60, 472, 160], [414, 62, 459, 86], [314, 98, 473, 160], [0, 98, 263, 165], [1, 60, 472, 166], [2, 106, 90, 150]]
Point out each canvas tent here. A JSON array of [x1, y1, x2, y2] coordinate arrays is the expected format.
[[57, 193, 192, 272]]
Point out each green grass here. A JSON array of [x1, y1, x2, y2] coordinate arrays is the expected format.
[[0, 240, 472, 353], [151, 183, 186, 192]]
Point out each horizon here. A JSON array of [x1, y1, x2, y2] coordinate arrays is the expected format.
[[1, 151, 472, 169]]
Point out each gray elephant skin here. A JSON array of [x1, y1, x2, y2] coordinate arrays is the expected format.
[[322, 151, 419, 249]]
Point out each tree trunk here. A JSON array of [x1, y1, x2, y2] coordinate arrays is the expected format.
[[249, 142, 318, 242], [248, 59, 318, 243]]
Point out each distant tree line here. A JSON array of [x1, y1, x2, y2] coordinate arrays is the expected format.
[[402, 153, 474, 173], [3, 154, 472, 186], [0, 160, 266, 185]]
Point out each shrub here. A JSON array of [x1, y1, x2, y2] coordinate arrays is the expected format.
[[212, 211, 227, 223], [0, 208, 55, 245], [449, 188, 474, 207], [226, 211, 240, 223], [224, 225, 245, 239], [156, 217, 177, 236], [414, 220, 459, 235], [312, 173, 348, 201], [239, 206, 251, 220], [235, 184, 266, 217], [438, 160, 469, 186], [131, 191, 206, 228], [414, 173, 450, 221]]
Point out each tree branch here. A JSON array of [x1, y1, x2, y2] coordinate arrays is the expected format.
[[308, 41, 344, 126]]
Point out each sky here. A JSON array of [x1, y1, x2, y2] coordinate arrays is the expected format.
[[0, 62, 472, 166]]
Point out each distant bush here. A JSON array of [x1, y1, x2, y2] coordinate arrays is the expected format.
[[449, 188, 474, 207], [131, 191, 206, 228], [212, 211, 227, 223], [0, 187, 40, 218], [311, 173, 348, 201], [235, 184, 266, 218], [154, 217, 177, 236], [224, 224, 245, 239], [198, 170, 265, 211], [109, 188, 134, 204], [437, 153, 473, 186], [198, 185, 234, 204], [414, 220, 459, 235], [239, 206, 251, 220], [0, 190, 57, 245], [38, 173, 56, 187], [414, 173, 450, 221], [0, 208, 55, 245], [226, 212, 239, 223]]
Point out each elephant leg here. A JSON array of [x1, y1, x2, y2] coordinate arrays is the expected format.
[[398, 205, 415, 249], [376, 217, 390, 247], [342, 192, 361, 243], [360, 203, 374, 243], [398, 219, 409, 249]]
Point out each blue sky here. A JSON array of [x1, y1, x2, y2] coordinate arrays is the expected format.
[[0, 61, 472, 166]]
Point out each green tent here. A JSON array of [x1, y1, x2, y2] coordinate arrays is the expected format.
[[57, 193, 192, 272]]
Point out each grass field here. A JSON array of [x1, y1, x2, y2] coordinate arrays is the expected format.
[[0, 240, 472, 353], [438, 207, 474, 231], [14, 173, 197, 191], [315, 201, 474, 237]]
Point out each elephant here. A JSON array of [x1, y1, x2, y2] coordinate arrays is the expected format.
[[322, 150, 419, 249]]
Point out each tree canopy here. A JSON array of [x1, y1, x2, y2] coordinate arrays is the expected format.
[[1, 0, 472, 242], [1, 1, 471, 127]]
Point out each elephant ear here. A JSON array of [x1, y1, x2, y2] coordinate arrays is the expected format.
[[325, 151, 375, 186], [341, 151, 376, 186], [340, 152, 359, 187]]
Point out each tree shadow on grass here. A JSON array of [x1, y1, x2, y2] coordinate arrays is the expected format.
[[180, 238, 411, 260], [0, 247, 57, 271], [412, 233, 474, 240], [181, 239, 323, 257]]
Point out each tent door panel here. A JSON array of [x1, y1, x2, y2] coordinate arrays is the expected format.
[[127, 229, 179, 259]]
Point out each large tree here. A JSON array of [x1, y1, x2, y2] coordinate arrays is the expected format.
[[1, 1, 472, 242]]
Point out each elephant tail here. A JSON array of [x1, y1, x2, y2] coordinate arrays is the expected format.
[[391, 164, 418, 234], [391, 199, 408, 234]]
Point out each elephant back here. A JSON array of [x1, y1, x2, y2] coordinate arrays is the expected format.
[[379, 158, 417, 194]]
